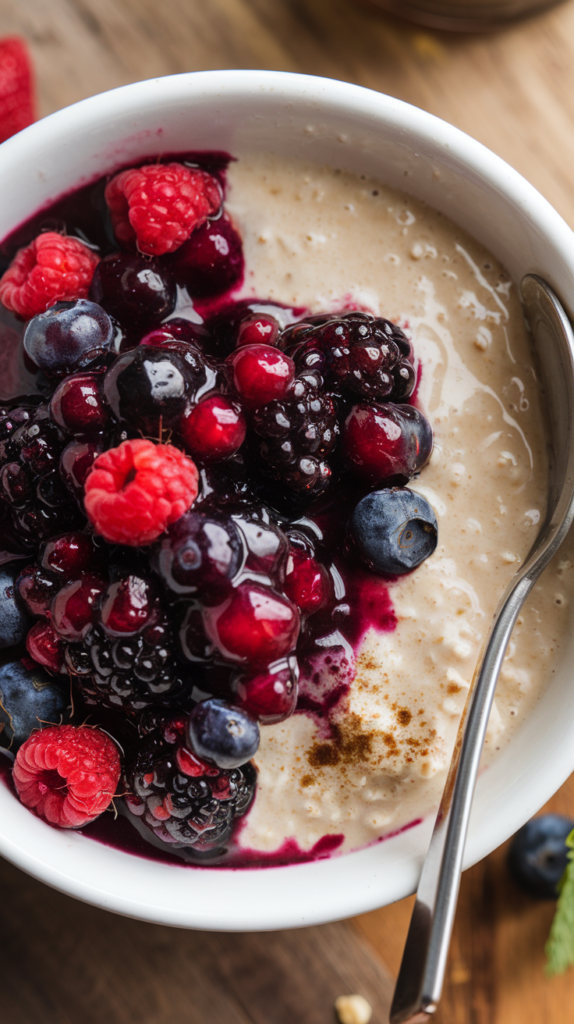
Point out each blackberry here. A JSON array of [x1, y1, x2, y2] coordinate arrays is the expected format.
[[280, 311, 415, 402], [20, 544, 195, 715], [124, 713, 256, 852], [252, 371, 339, 497], [65, 618, 189, 714], [0, 402, 83, 559]]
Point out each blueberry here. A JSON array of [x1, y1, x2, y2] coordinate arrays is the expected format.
[[508, 814, 574, 899], [103, 344, 211, 436], [0, 659, 68, 751], [0, 567, 31, 648], [155, 512, 242, 600], [186, 698, 259, 769], [349, 487, 438, 575], [23, 299, 113, 376]]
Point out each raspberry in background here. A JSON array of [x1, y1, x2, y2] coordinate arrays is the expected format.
[[0, 37, 34, 144], [13, 724, 120, 827], [84, 438, 199, 546], [105, 162, 222, 256], [0, 233, 100, 320]]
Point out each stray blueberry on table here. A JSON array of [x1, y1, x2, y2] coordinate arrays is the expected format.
[[508, 814, 574, 899]]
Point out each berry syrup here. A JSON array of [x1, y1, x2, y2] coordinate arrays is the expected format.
[[0, 153, 435, 869]]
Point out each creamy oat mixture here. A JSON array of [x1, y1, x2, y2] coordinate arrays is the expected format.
[[225, 153, 573, 855]]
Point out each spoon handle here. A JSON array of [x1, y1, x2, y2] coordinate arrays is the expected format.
[[390, 275, 574, 1024]]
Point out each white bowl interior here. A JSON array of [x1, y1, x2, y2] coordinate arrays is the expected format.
[[1, 70, 574, 930]]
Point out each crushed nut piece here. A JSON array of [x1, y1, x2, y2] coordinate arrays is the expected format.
[[335, 993, 373, 1024]]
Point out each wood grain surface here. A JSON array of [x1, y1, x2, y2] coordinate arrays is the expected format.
[[2, 0, 574, 1021]]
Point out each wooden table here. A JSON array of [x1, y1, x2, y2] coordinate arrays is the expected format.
[[2, 0, 574, 1020]]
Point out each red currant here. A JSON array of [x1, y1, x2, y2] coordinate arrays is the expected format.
[[236, 313, 280, 348], [233, 663, 298, 724], [40, 532, 98, 578], [179, 396, 246, 462], [227, 344, 294, 408], [51, 573, 106, 641], [50, 373, 110, 435], [343, 402, 432, 482], [26, 620, 65, 673], [202, 582, 300, 667], [284, 549, 330, 613]]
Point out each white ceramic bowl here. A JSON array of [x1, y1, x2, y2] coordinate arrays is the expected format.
[[1, 70, 574, 931]]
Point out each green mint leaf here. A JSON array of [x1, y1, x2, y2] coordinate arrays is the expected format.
[[545, 829, 574, 976]]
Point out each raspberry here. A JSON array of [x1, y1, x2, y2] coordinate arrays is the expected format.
[[0, 37, 34, 144], [0, 233, 100, 320], [84, 439, 199, 546], [13, 724, 120, 828], [105, 163, 222, 257]]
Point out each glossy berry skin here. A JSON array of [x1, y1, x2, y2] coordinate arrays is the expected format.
[[85, 439, 199, 547], [343, 402, 432, 482], [203, 582, 300, 667], [39, 532, 98, 578], [26, 619, 65, 673], [349, 488, 438, 575], [103, 343, 212, 437], [0, 659, 68, 752], [284, 548, 330, 613], [167, 214, 243, 297], [51, 573, 106, 641], [0, 233, 100, 321], [227, 344, 295, 408], [89, 252, 176, 326], [50, 372, 110, 435], [17, 565, 58, 617], [236, 312, 280, 348], [23, 299, 113, 377], [179, 395, 246, 463], [233, 663, 298, 724], [156, 512, 242, 600], [235, 515, 289, 579], [100, 576, 158, 636], [13, 724, 120, 827], [0, 566, 30, 648], [60, 440, 102, 500], [140, 318, 211, 350], [508, 815, 574, 899], [186, 698, 259, 769]]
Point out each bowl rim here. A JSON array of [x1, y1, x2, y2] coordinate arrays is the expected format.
[[2, 68, 574, 931]]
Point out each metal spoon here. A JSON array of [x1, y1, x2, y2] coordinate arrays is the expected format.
[[390, 275, 574, 1024]]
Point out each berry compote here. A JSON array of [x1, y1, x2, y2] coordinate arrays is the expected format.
[[0, 151, 435, 867]]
